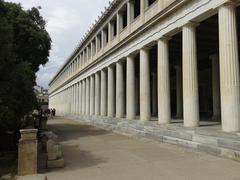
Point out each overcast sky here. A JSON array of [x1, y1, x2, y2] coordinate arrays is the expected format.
[[6, 0, 110, 89]]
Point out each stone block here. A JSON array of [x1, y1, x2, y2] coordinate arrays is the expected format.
[[16, 174, 47, 180], [20, 129, 38, 140], [192, 134, 218, 146], [218, 139, 240, 151], [18, 129, 38, 176], [163, 130, 192, 141], [221, 148, 240, 162], [144, 132, 163, 142], [46, 139, 57, 153], [197, 144, 221, 156], [47, 158, 65, 169]]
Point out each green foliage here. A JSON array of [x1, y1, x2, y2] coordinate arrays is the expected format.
[[0, 0, 51, 134]]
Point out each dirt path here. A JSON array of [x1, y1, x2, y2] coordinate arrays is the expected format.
[[45, 117, 240, 180]]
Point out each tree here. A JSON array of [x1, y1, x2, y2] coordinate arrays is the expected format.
[[0, 0, 51, 148]]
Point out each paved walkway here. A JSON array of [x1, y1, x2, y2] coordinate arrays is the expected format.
[[45, 117, 240, 180]]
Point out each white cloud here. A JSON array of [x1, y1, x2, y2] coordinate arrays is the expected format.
[[5, 0, 110, 88]]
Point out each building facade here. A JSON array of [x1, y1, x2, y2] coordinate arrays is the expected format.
[[49, 0, 240, 133]]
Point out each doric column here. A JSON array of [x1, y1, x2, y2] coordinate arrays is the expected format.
[[175, 65, 183, 118], [76, 83, 79, 115], [95, 72, 100, 115], [219, 3, 240, 132], [126, 55, 136, 119], [158, 37, 171, 124], [108, 66, 115, 117], [108, 23, 112, 42], [82, 80, 86, 115], [101, 69, 107, 116], [116, 61, 125, 118], [127, 0, 133, 26], [140, 48, 151, 122], [209, 54, 221, 120], [117, 13, 120, 39], [101, 30, 105, 48], [90, 75, 95, 115], [79, 82, 82, 115], [158, 0, 163, 10], [140, 0, 145, 18], [182, 22, 200, 127], [72, 85, 75, 114], [90, 42, 93, 60], [151, 72, 157, 116], [95, 36, 99, 54], [86, 77, 90, 115]]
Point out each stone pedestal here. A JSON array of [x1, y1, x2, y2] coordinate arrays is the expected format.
[[18, 129, 38, 176]]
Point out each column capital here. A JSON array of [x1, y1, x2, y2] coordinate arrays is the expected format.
[[183, 21, 199, 28], [221, 0, 239, 7], [141, 46, 151, 51], [159, 35, 171, 41]]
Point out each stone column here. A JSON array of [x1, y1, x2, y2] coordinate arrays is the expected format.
[[158, 0, 163, 10], [182, 22, 200, 127], [117, 13, 120, 40], [219, 3, 240, 132], [151, 72, 157, 116], [18, 129, 38, 176], [209, 54, 221, 120], [79, 82, 82, 115], [126, 55, 136, 119], [127, 0, 133, 26], [116, 61, 125, 118], [140, 0, 145, 22], [86, 77, 90, 115], [82, 80, 86, 115], [140, 0, 146, 15], [95, 72, 100, 115], [158, 37, 171, 124], [108, 66, 115, 117], [140, 48, 151, 122], [108, 22, 112, 42], [71, 85, 74, 114], [90, 75, 95, 115], [101, 30, 105, 48], [175, 65, 183, 118], [101, 69, 107, 116], [76, 83, 79, 115], [95, 36, 99, 54]]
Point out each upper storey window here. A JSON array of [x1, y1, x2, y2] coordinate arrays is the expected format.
[[119, 4, 128, 31], [111, 16, 117, 38], [103, 25, 109, 46], [133, 0, 141, 19]]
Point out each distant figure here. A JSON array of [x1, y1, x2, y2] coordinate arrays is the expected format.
[[52, 108, 56, 117]]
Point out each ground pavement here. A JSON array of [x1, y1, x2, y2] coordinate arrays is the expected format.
[[44, 117, 240, 180]]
